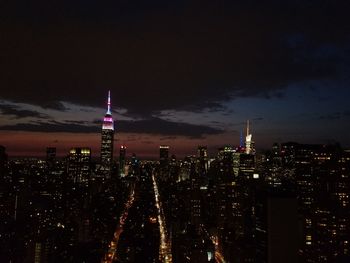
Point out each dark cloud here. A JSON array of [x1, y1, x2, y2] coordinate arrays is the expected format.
[[178, 101, 228, 113], [92, 119, 101, 125], [319, 113, 341, 121], [41, 101, 67, 111], [118, 118, 223, 138], [0, 118, 223, 138], [64, 120, 89, 125], [0, 122, 99, 133], [0, 103, 48, 119], [0, 1, 349, 116], [319, 111, 350, 121]]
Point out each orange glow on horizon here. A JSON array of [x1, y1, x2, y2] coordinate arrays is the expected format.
[[0, 130, 261, 158]]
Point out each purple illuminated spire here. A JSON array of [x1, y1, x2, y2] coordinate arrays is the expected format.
[[102, 91, 114, 130]]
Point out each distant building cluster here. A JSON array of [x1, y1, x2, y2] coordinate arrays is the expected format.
[[154, 140, 350, 263], [0, 93, 349, 262]]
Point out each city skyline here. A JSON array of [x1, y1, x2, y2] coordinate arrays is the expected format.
[[1, 91, 349, 158], [1, 2, 350, 263], [1, 1, 350, 156]]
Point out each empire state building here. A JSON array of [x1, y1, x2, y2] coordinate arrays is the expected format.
[[100, 91, 114, 178]]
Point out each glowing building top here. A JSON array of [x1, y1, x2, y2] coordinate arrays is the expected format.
[[245, 120, 253, 154], [102, 90, 114, 131]]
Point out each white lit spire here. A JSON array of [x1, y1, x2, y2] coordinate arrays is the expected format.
[[106, 90, 111, 115], [245, 120, 252, 154], [246, 119, 250, 137]]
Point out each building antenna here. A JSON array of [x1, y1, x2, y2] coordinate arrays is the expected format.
[[246, 119, 250, 136], [107, 90, 111, 115], [240, 130, 243, 147]]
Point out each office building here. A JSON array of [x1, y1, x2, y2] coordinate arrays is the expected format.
[[197, 146, 208, 176], [67, 147, 91, 184], [245, 120, 255, 155], [160, 145, 169, 167], [46, 147, 56, 168]]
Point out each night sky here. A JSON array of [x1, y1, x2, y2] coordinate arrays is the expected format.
[[1, 0, 350, 157]]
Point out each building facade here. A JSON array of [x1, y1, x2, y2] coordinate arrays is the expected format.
[[100, 91, 115, 178]]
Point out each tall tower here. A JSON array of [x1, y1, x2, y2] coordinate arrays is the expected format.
[[197, 145, 208, 175], [100, 91, 114, 178], [245, 120, 254, 154]]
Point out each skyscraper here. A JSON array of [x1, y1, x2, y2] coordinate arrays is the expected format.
[[100, 91, 115, 178], [0, 145, 7, 179], [197, 146, 208, 176], [67, 147, 91, 184], [46, 147, 56, 168], [159, 145, 169, 167], [245, 120, 255, 154], [119, 145, 126, 177]]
